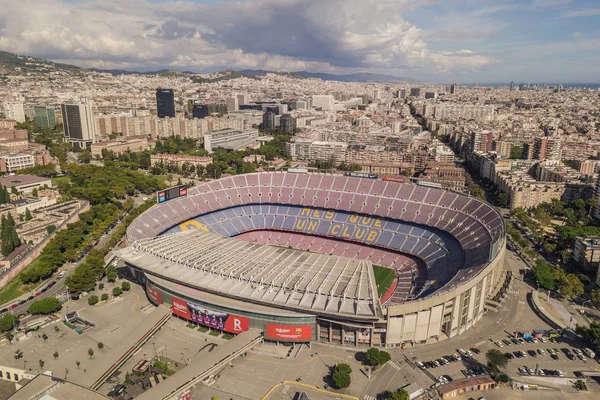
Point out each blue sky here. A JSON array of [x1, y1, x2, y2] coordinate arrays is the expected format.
[[1, 0, 599, 83]]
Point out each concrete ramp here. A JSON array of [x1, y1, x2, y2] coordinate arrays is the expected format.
[[136, 328, 263, 400], [78, 304, 172, 390]]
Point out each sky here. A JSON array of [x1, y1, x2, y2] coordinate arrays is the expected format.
[[0, 0, 599, 83]]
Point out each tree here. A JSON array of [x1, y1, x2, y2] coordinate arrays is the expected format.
[[0, 314, 18, 331], [53, 351, 59, 360], [106, 265, 117, 283], [76, 360, 81, 369], [32, 187, 38, 197], [533, 261, 555, 290], [88, 348, 94, 359], [332, 363, 352, 389], [101, 293, 109, 301], [79, 150, 92, 163], [39, 359, 45, 368], [556, 272, 585, 299], [97, 342, 104, 350], [121, 281, 131, 291], [389, 388, 409, 400], [42, 333, 48, 342], [46, 225, 56, 234], [25, 208, 33, 221], [113, 287, 123, 296], [29, 297, 62, 315], [592, 290, 600, 307], [88, 295, 99, 306], [486, 349, 508, 375], [365, 348, 392, 366]]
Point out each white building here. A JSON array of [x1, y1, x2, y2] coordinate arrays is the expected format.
[[2, 102, 25, 123], [312, 95, 334, 111]]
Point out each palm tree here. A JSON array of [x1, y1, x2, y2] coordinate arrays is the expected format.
[[88, 348, 94, 359], [97, 342, 104, 350], [53, 351, 59, 360]]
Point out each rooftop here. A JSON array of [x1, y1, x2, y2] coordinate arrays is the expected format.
[[0, 175, 51, 187], [116, 229, 381, 319]]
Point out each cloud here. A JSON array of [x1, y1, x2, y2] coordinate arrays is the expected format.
[[562, 8, 600, 17], [0, 0, 496, 76], [531, 0, 571, 7]]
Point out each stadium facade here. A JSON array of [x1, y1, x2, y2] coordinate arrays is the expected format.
[[118, 172, 505, 347]]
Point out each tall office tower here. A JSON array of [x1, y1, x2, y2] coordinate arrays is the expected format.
[[424, 92, 437, 99], [409, 87, 421, 97], [509, 81, 514, 91], [468, 131, 493, 154], [533, 137, 562, 161], [61, 99, 97, 149], [399, 89, 407, 99], [156, 89, 175, 118], [34, 106, 56, 128], [2, 102, 25, 123], [593, 176, 600, 220], [237, 94, 249, 106], [372, 88, 381, 100], [262, 112, 276, 131], [226, 96, 239, 112], [450, 83, 457, 95], [279, 114, 295, 134], [192, 104, 209, 119]]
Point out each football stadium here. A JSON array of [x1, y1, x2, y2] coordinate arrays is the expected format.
[[117, 172, 506, 347]]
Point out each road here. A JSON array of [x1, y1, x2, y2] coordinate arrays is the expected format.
[[0, 201, 135, 318]]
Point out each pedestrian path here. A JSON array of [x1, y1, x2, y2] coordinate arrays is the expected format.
[[364, 395, 376, 400], [387, 360, 402, 371]]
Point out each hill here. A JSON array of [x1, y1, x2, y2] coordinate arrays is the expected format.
[[0, 50, 415, 82], [0, 51, 81, 75]]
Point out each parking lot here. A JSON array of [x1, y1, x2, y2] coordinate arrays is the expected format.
[[414, 330, 598, 386]]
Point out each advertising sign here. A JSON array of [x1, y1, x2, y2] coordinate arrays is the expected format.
[[145, 281, 163, 305], [266, 324, 312, 341], [171, 296, 249, 334], [157, 185, 188, 204]]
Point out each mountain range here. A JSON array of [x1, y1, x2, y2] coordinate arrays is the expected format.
[[0, 50, 415, 83]]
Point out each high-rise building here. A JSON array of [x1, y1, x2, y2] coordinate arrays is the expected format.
[[509, 81, 514, 91], [533, 137, 561, 161], [468, 131, 493, 154], [34, 106, 56, 128], [262, 112, 276, 131], [226, 96, 239, 112], [424, 92, 437, 99], [62, 99, 97, 149], [372, 88, 381, 100], [410, 87, 421, 97], [450, 83, 457, 95], [312, 95, 334, 111], [279, 114, 295, 134], [192, 104, 209, 119], [156, 89, 175, 118], [237, 94, 249, 106], [2, 102, 25, 123]]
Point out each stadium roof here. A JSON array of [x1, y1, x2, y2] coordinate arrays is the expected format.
[[116, 230, 382, 319]]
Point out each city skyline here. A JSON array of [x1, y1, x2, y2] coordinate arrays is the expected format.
[[1, 0, 599, 83]]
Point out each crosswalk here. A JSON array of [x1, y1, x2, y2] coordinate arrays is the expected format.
[[587, 393, 600, 400], [364, 396, 376, 400], [508, 289, 519, 295], [387, 361, 402, 371]]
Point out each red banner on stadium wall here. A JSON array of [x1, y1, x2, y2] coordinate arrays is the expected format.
[[266, 324, 312, 341], [171, 297, 191, 320], [170, 296, 249, 334], [145, 282, 163, 305]]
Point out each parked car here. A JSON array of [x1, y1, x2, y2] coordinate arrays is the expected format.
[[527, 350, 537, 357], [504, 353, 514, 360], [538, 349, 545, 356]]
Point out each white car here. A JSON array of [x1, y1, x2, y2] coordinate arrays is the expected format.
[[578, 354, 587, 361], [548, 348, 556, 355], [538, 349, 545, 356], [537, 369, 545, 376], [495, 341, 504, 348], [573, 348, 583, 355], [539, 337, 547, 343], [532, 338, 539, 343], [556, 370, 564, 377], [433, 360, 441, 367], [453, 353, 462, 361]]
